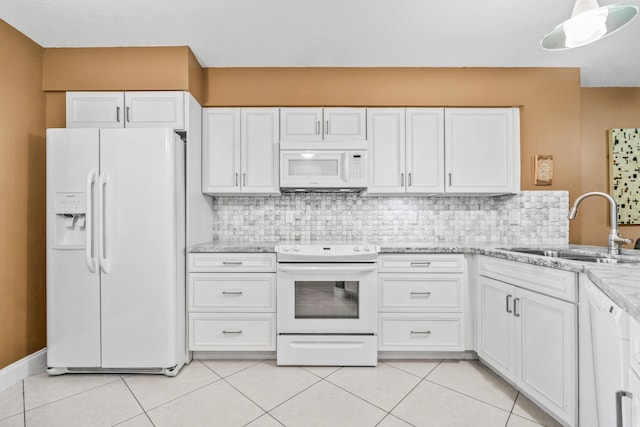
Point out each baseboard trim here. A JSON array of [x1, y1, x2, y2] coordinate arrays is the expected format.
[[0, 348, 47, 392]]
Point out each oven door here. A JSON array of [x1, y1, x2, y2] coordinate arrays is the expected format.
[[277, 263, 377, 334], [280, 150, 349, 188]]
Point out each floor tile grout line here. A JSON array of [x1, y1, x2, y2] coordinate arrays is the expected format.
[[320, 373, 408, 417], [21, 374, 124, 413], [382, 359, 443, 380], [119, 375, 156, 427], [243, 412, 286, 427], [123, 370, 223, 413], [200, 358, 265, 380], [422, 377, 515, 414], [378, 364, 441, 427], [227, 370, 326, 416], [503, 391, 520, 427]]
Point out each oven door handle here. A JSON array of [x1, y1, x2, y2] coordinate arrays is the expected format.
[[277, 265, 376, 273]]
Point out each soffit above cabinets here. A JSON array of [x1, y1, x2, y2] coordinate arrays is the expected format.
[[2, 0, 640, 87]]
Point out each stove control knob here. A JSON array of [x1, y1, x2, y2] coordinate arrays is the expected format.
[[280, 246, 290, 252], [292, 246, 301, 252], [353, 246, 361, 252], [363, 246, 372, 252]]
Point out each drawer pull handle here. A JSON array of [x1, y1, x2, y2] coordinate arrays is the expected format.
[[222, 330, 243, 334], [410, 262, 432, 267], [222, 291, 243, 296], [410, 292, 432, 297], [410, 330, 431, 335], [506, 295, 513, 313], [222, 261, 243, 265], [513, 297, 520, 317]]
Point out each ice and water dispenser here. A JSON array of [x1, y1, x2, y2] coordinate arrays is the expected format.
[[52, 191, 87, 248]]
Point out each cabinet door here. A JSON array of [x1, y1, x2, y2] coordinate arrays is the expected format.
[[476, 276, 516, 380], [406, 108, 445, 194], [124, 92, 185, 130], [202, 108, 241, 194], [241, 108, 280, 194], [280, 108, 323, 142], [516, 287, 577, 426], [366, 108, 406, 194], [66, 92, 125, 128], [323, 108, 366, 141], [445, 108, 519, 194]]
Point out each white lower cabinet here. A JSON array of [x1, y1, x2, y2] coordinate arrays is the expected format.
[[378, 254, 466, 352], [477, 256, 578, 427], [187, 253, 276, 352]]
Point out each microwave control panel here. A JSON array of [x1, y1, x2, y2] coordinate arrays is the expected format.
[[349, 152, 367, 186]]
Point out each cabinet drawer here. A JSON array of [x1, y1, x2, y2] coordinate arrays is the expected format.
[[378, 254, 465, 273], [189, 313, 276, 351], [378, 313, 464, 351], [188, 253, 276, 272], [189, 273, 276, 312], [478, 256, 577, 302], [379, 273, 463, 312]]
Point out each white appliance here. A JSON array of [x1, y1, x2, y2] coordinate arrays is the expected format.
[[276, 244, 378, 366], [279, 145, 367, 191], [586, 280, 631, 426], [46, 127, 186, 376]]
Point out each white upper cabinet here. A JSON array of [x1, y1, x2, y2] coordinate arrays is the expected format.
[[241, 108, 280, 194], [202, 108, 240, 194], [445, 108, 520, 194], [366, 108, 406, 193], [66, 91, 186, 130], [66, 92, 125, 128], [367, 107, 519, 195], [406, 108, 445, 193], [202, 108, 280, 195], [280, 107, 366, 143], [124, 92, 185, 129], [367, 108, 444, 194]]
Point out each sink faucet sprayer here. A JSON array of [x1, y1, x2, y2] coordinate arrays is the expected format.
[[567, 191, 632, 255]]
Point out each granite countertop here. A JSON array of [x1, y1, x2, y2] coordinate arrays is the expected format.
[[188, 240, 640, 322]]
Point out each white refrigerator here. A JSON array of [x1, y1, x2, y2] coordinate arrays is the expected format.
[[46, 127, 186, 376]]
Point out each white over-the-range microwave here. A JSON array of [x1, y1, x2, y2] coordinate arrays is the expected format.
[[279, 142, 368, 192]]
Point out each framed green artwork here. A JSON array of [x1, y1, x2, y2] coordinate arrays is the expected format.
[[609, 128, 640, 224]]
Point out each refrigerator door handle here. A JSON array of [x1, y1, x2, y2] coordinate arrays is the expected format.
[[98, 170, 111, 274], [85, 169, 97, 273]]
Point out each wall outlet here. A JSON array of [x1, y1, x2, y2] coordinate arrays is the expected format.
[[509, 210, 520, 225], [285, 211, 294, 223]]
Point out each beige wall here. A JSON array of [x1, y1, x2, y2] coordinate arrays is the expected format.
[[206, 67, 584, 242], [0, 20, 46, 369], [43, 46, 206, 125], [581, 88, 640, 248]]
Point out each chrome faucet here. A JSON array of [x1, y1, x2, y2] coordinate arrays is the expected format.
[[567, 191, 632, 255]]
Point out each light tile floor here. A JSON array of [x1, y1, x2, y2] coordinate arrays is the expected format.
[[0, 359, 563, 427]]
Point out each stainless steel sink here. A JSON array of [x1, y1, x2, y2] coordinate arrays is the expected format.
[[500, 248, 640, 265]]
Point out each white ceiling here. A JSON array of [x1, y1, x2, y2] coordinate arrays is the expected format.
[[2, 0, 640, 87]]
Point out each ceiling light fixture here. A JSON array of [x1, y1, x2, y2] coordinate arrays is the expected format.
[[541, 0, 638, 50]]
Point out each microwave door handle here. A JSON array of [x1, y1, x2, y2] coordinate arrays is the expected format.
[[343, 152, 349, 184]]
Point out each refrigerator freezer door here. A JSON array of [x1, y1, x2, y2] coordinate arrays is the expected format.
[[46, 128, 101, 368], [99, 128, 180, 368]]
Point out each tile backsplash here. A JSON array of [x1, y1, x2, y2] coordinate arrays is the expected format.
[[212, 191, 569, 245]]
